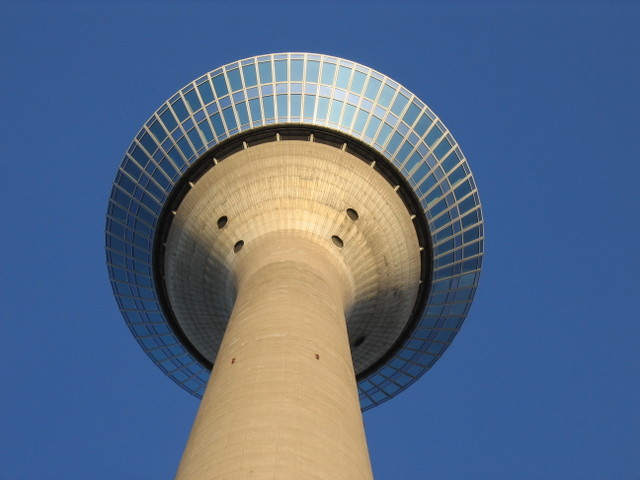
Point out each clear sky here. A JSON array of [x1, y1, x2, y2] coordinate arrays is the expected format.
[[1, 2, 638, 479]]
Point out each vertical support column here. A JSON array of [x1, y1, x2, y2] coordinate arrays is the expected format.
[[175, 235, 373, 480]]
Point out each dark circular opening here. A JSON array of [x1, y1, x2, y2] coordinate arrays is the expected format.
[[331, 235, 344, 248], [346, 208, 359, 221], [352, 335, 366, 347], [233, 240, 244, 253], [217, 215, 228, 229]]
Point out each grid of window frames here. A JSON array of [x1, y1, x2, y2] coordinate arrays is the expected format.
[[106, 53, 483, 411]]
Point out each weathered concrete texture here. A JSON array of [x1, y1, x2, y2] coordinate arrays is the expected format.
[[175, 233, 372, 479]]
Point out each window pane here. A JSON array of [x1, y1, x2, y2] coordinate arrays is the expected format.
[[262, 95, 275, 118], [336, 66, 351, 89], [316, 97, 329, 120], [258, 61, 272, 83], [184, 90, 201, 112], [364, 77, 382, 101], [171, 98, 188, 121], [236, 102, 249, 125], [212, 74, 228, 97], [249, 98, 262, 122], [378, 84, 395, 107], [275, 60, 287, 82], [227, 68, 243, 91], [320, 62, 336, 85], [303, 94, 315, 118], [242, 64, 258, 87], [290, 94, 302, 116], [306, 61, 320, 83], [329, 99, 344, 123], [276, 94, 288, 117], [291, 60, 304, 81], [197, 81, 214, 104], [351, 71, 366, 93]]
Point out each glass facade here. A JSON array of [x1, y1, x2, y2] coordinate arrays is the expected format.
[[106, 53, 483, 411]]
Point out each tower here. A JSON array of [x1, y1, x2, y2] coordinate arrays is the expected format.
[[106, 53, 483, 479]]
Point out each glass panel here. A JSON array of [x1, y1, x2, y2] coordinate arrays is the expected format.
[[242, 64, 258, 87], [187, 128, 203, 151], [463, 226, 481, 243], [258, 61, 273, 83], [222, 107, 237, 130], [249, 98, 262, 122], [336, 66, 351, 89], [425, 126, 443, 147], [235, 102, 249, 125], [171, 98, 189, 121], [276, 94, 288, 118], [130, 145, 148, 166], [303, 94, 315, 118], [320, 62, 336, 85], [342, 103, 356, 128], [364, 77, 382, 101], [448, 165, 466, 185], [198, 119, 213, 142], [365, 116, 381, 139], [290, 94, 302, 116], [353, 109, 368, 133], [184, 90, 201, 112], [157, 157, 176, 178], [275, 60, 287, 82], [406, 152, 425, 173], [306, 60, 320, 83], [391, 93, 409, 115], [351, 71, 366, 94], [434, 138, 453, 159], [461, 210, 479, 228], [139, 133, 156, 154], [291, 60, 304, 81], [210, 112, 225, 137], [212, 74, 228, 97], [227, 68, 243, 91], [316, 96, 329, 120], [167, 146, 185, 168], [402, 103, 421, 127], [386, 131, 403, 155], [160, 109, 177, 132], [149, 120, 166, 143], [197, 81, 214, 104], [457, 190, 475, 212], [329, 99, 344, 123], [442, 151, 460, 172], [414, 114, 432, 138], [378, 84, 395, 107], [376, 123, 392, 145], [262, 95, 275, 118]]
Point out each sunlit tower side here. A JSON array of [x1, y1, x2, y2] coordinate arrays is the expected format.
[[106, 53, 483, 479]]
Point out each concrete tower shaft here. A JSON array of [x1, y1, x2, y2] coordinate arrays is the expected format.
[[175, 233, 371, 479], [164, 140, 421, 478]]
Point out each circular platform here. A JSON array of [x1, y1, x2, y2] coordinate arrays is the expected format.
[[106, 53, 484, 410]]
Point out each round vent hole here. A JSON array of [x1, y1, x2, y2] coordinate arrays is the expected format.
[[346, 208, 359, 221], [217, 216, 228, 229], [331, 235, 344, 248], [233, 240, 244, 253]]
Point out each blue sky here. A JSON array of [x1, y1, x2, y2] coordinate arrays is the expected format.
[[1, 2, 638, 479]]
